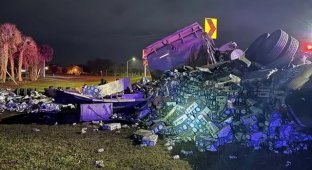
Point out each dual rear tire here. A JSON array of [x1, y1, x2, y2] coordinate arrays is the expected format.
[[246, 29, 299, 68]]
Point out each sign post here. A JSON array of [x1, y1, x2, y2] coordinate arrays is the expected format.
[[142, 49, 148, 77]]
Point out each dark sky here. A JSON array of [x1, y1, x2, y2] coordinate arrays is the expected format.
[[0, 0, 311, 66]]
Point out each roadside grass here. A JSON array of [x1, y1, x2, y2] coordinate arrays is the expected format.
[[0, 75, 147, 91], [0, 113, 191, 169]]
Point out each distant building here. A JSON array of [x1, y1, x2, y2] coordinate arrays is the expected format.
[[66, 65, 83, 75]]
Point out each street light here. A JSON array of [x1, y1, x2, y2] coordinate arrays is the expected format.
[[127, 57, 136, 77]]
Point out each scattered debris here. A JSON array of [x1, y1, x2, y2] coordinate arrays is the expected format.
[[0, 88, 59, 114], [173, 155, 180, 160], [32, 128, 40, 132], [285, 160, 292, 167], [164, 142, 171, 147], [133, 129, 158, 147], [142, 134, 158, 146], [132, 123, 139, 128], [181, 150, 193, 156], [229, 155, 238, 159], [92, 121, 101, 124], [81, 128, 87, 134], [167, 146, 173, 151], [122, 124, 129, 128], [97, 148, 104, 153], [95, 160, 105, 168], [101, 123, 121, 131]]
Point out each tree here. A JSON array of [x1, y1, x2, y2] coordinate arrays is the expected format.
[[17, 36, 33, 81], [0, 23, 53, 82], [22, 37, 39, 81], [38, 45, 53, 77], [9, 27, 22, 81], [0, 23, 22, 82], [38, 45, 53, 63], [86, 58, 114, 75]]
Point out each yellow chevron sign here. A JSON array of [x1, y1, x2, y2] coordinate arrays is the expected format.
[[205, 18, 217, 39]]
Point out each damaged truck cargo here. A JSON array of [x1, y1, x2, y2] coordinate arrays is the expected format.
[[137, 23, 312, 152]]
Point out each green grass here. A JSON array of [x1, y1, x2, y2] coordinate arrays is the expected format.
[[0, 113, 191, 169], [0, 75, 148, 92]]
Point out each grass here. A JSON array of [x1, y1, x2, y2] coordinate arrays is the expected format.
[[0, 113, 191, 169], [0, 75, 146, 91], [2, 113, 312, 170]]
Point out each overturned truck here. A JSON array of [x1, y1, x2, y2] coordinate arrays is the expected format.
[[138, 22, 312, 152]]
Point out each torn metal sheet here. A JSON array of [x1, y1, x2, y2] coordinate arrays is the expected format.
[[80, 103, 113, 122], [98, 78, 131, 97]]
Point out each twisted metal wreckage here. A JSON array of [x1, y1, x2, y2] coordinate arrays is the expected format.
[[1, 22, 312, 154]]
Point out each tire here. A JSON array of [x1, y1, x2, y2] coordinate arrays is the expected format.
[[255, 29, 289, 64], [245, 33, 270, 61], [267, 36, 299, 68]]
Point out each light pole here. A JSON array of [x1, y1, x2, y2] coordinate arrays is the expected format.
[[44, 66, 49, 78], [127, 57, 136, 77]]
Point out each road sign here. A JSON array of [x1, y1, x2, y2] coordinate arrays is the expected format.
[[204, 18, 217, 39]]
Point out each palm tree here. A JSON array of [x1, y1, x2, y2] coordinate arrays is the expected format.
[[0, 23, 14, 82], [38, 45, 53, 77], [17, 36, 34, 81], [23, 38, 39, 81], [0, 23, 22, 82], [9, 28, 22, 81]]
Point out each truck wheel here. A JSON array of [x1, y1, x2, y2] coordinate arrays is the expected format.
[[268, 36, 299, 68], [255, 29, 289, 64], [245, 33, 270, 61]]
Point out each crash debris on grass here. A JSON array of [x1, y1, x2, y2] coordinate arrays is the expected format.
[[1, 23, 312, 158]]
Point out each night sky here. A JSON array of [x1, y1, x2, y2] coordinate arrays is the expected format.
[[0, 0, 311, 66]]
